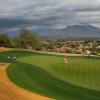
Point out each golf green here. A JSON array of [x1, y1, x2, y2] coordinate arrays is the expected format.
[[0, 50, 100, 100]]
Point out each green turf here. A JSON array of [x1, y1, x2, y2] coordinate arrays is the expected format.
[[7, 62, 100, 100], [0, 50, 34, 63], [18, 55, 100, 91], [0, 50, 100, 100]]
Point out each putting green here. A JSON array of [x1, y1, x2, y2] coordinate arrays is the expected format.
[[0, 50, 100, 100]]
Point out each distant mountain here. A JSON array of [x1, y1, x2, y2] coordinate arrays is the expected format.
[[7, 25, 100, 38], [61, 25, 100, 37]]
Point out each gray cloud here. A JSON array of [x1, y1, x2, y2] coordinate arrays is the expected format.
[[0, 0, 100, 32]]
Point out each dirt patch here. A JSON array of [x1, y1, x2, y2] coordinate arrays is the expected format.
[[0, 63, 8, 66], [0, 47, 12, 51], [0, 63, 53, 100]]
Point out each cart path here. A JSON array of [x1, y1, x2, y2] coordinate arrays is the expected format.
[[0, 63, 53, 100]]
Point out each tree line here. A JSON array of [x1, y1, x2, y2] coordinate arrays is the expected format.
[[0, 27, 43, 50]]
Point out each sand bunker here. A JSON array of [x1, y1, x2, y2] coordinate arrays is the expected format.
[[0, 63, 53, 100]]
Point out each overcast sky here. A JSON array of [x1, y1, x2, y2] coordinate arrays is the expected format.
[[0, 0, 100, 32]]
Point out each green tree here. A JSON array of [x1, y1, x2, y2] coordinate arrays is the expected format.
[[0, 34, 13, 47], [16, 27, 42, 50]]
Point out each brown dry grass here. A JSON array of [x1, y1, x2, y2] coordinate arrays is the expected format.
[[0, 63, 53, 100]]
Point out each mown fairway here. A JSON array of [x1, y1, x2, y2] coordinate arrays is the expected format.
[[18, 55, 100, 91], [0, 50, 100, 100]]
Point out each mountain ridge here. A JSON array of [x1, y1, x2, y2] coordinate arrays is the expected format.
[[6, 25, 100, 38]]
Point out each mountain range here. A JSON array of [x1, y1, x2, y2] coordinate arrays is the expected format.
[[7, 25, 100, 38]]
